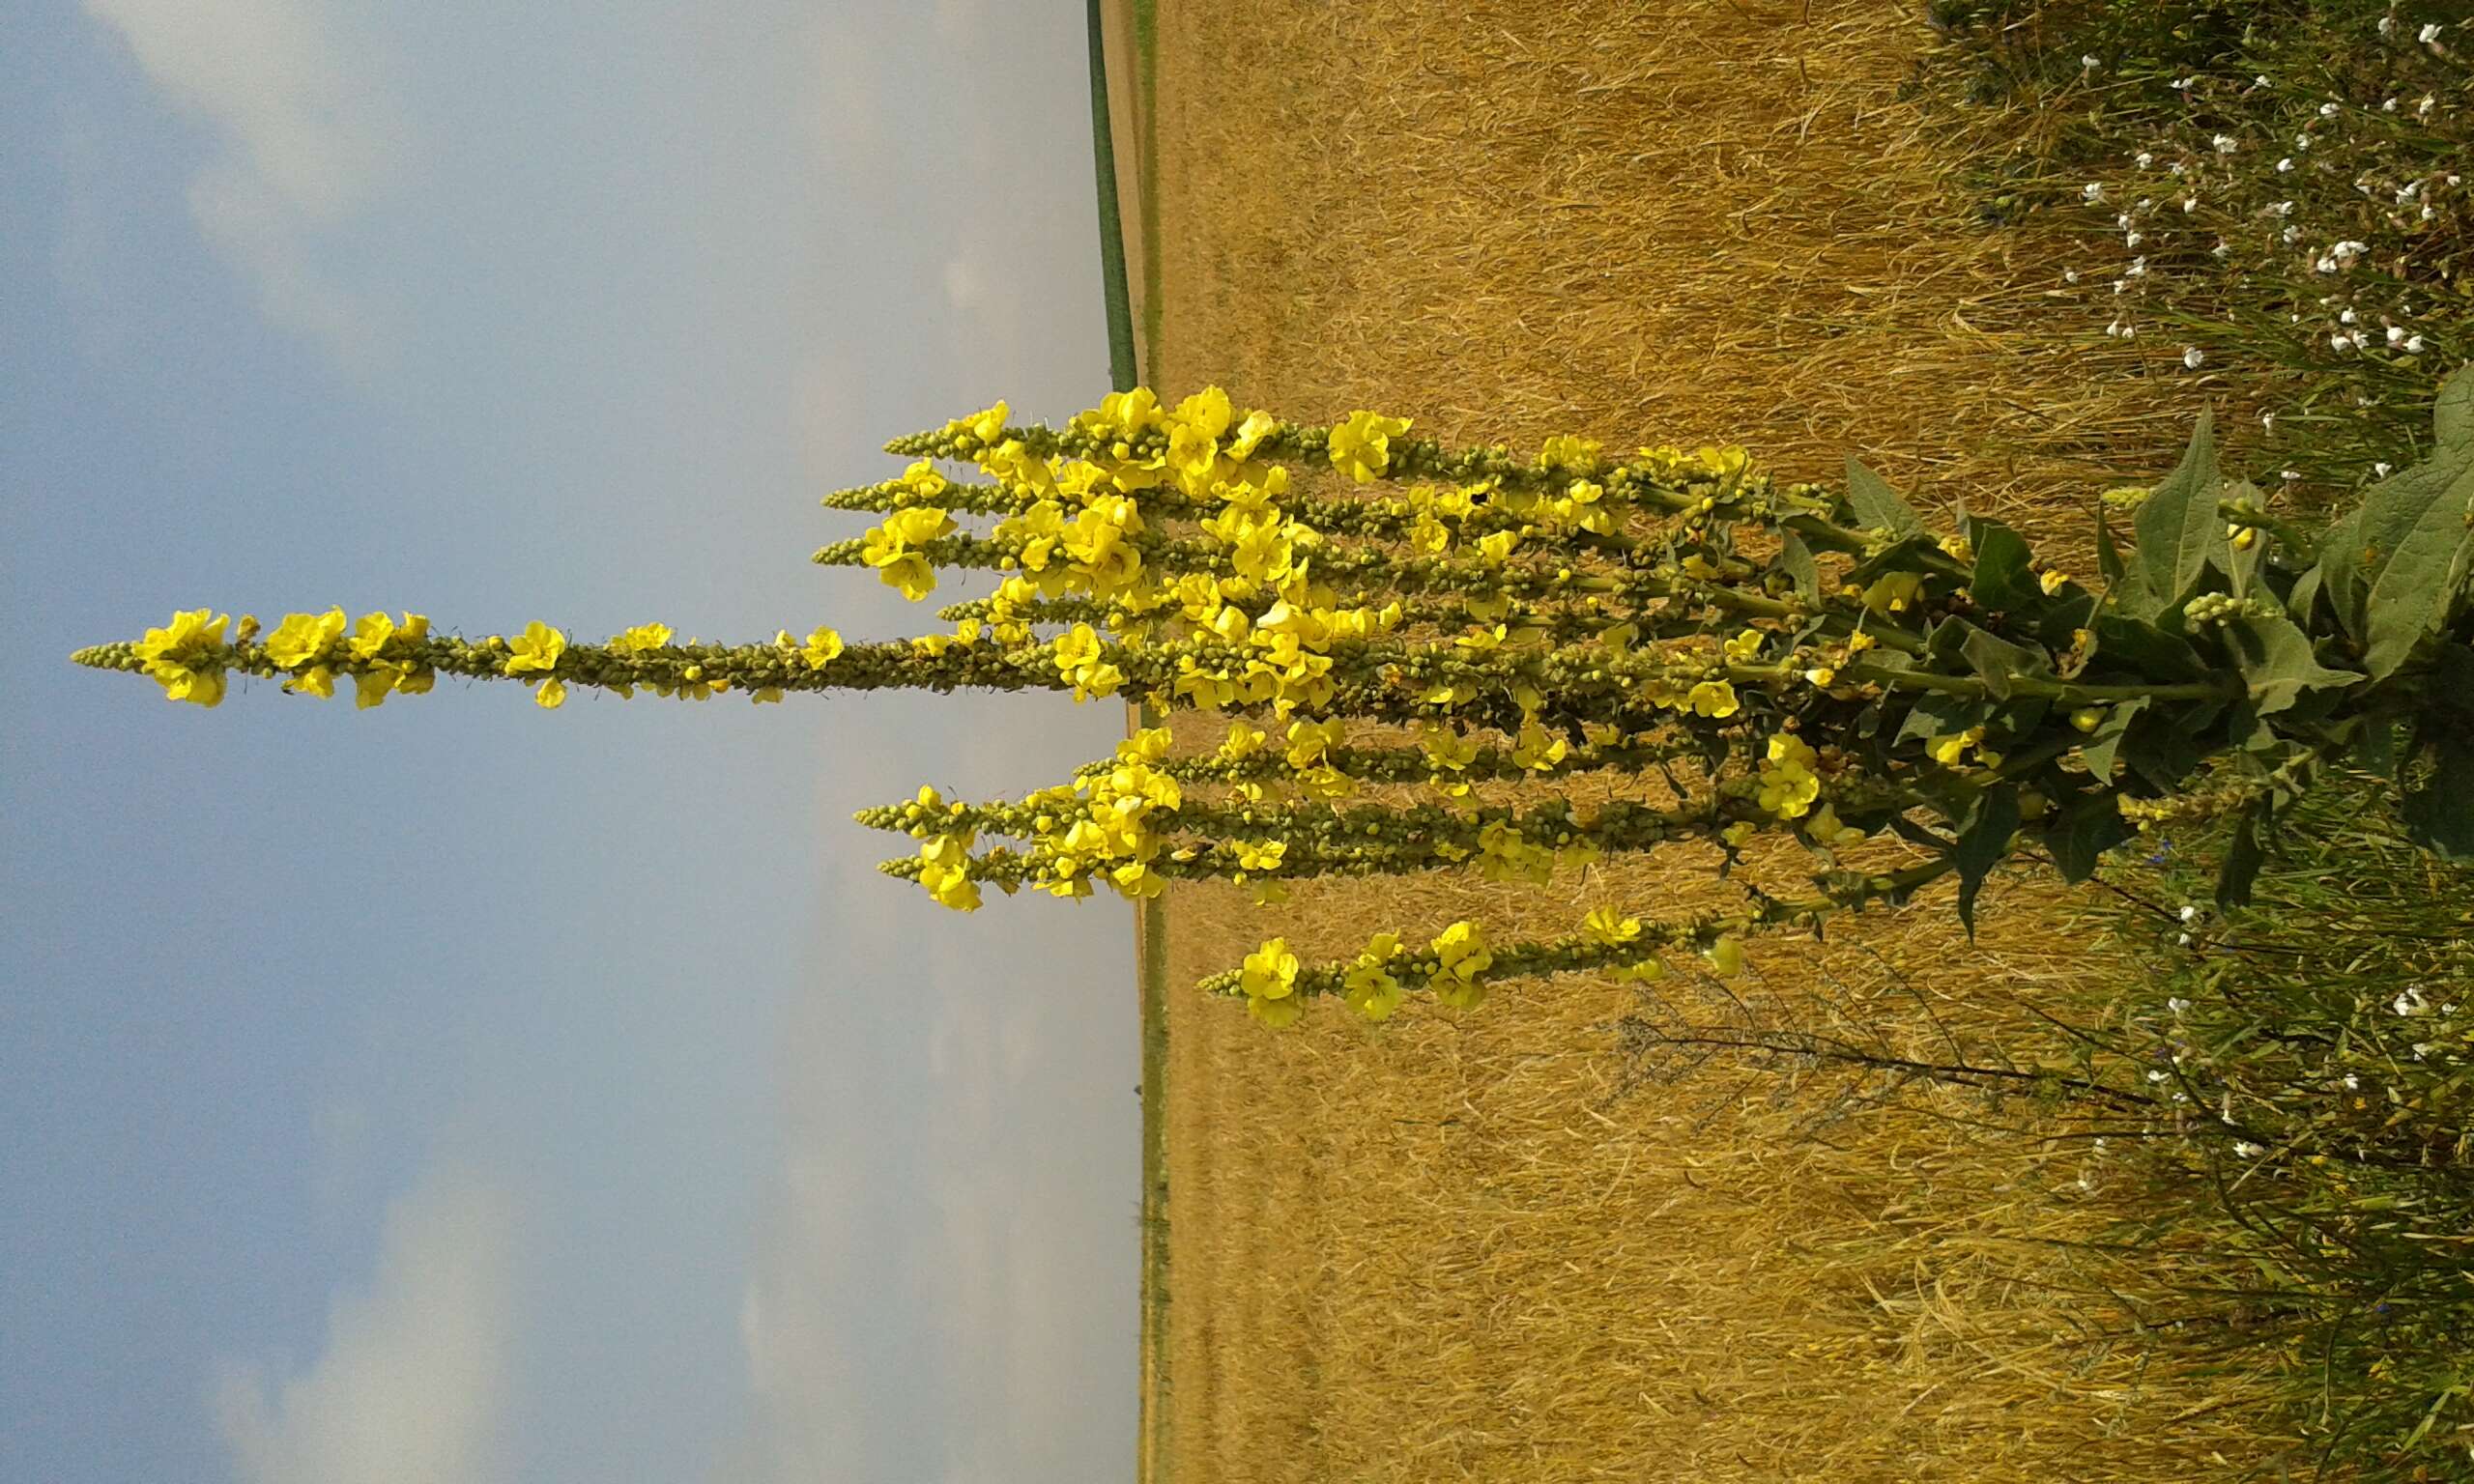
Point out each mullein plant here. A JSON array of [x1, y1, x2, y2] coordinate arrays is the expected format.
[[75, 369, 2474, 1026]]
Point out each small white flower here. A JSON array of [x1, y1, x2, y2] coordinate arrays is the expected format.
[[2418, 95, 2436, 118], [2375, 462, 2393, 477], [2136, 151, 2154, 169], [2383, 97, 2400, 112], [2083, 52, 2102, 70], [2403, 335, 2426, 354], [2183, 346, 2203, 370], [2394, 985, 2430, 1016], [2136, 197, 2152, 211], [2147, 1069, 2170, 1084], [2126, 231, 2144, 248], [2253, 74, 2270, 88], [2420, 22, 2443, 44], [2179, 905, 2201, 923], [2114, 279, 2128, 295], [2120, 323, 2135, 340], [2084, 182, 2106, 204], [2278, 157, 2295, 173], [2064, 269, 2080, 283], [2283, 227, 2301, 244], [2414, 1042, 2435, 1061], [2261, 411, 2276, 430], [2213, 133, 2237, 154], [2341, 309, 2358, 324], [2282, 470, 2301, 482], [2344, 1073, 2360, 1091], [2116, 211, 2133, 228], [2380, 15, 2398, 37], [2126, 256, 2147, 276], [2332, 331, 2353, 350], [2093, 1138, 2108, 1152], [2422, 204, 2437, 221], [2398, 180, 2421, 201], [2294, 134, 2311, 152], [2319, 101, 2341, 118], [2270, 200, 2294, 216], [2176, 931, 2194, 947], [2386, 325, 2404, 344], [2169, 995, 2193, 1013], [2233, 1141, 2262, 1158], [2182, 197, 2198, 213], [2168, 161, 2186, 177]]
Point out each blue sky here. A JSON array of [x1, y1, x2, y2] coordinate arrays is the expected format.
[[2, 3, 1137, 1480]]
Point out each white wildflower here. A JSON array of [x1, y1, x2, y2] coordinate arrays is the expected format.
[[2394, 985, 2430, 1016], [2278, 157, 2295, 173], [2169, 995, 2194, 1013], [2320, 101, 2341, 118], [2421, 22, 2443, 44], [2383, 97, 2400, 112], [2375, 462, 2393, 477], [2213, 133, 2238, 154], [2234, 1141, 2262, 1158], [2184, 346, 2203, 370], [2282, 470, 2301, 481], [2403, 334, 2425, 354], [2083, 52, 2102, 70], [2183, 196, 2198, 213], [2064, 269, 2080, 283], [2136, 151, 2154, 169], [2386, 325, 2404, 344], [2084, 182, 2106, 203], [2126, 231, 2144, 248], [2342, 308, 2358, 324], [2179, 905, 2201, 923], [2344, 1073, 2360, 1091]]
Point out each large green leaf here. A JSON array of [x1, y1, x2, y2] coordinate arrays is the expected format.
[[1846, 458, 1927, 540], [2125, 410, 2223, 618], [1953, 785, 2021, 939], [2221, 611, 2363, 716], [2402, 719, 2474, 861], [1969, 519, 2037, 611], [2042, 788, 2131, 883], [2355, 364, 2474, 678], [1775, 531, 1820, 602]]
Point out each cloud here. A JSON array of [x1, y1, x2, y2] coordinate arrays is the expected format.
[[211, 1164, 520, 1484], [80, 0, 403, 368]]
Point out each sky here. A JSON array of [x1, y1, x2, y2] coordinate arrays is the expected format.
[[1, 3, 1139, 1481]]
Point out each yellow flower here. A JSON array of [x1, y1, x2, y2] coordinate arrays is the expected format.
[[285, 666, 336, 699], [1342, 933, 1406, 1021], [1221, 720, 1266, 759], [1247, 992, 1304, 1029], [1234, 840, 1288, 873], [1685, 680, 1740, 718], [1929, 727, 1986, 767], [1539, 434, 1602, 473], [135, 609, 233, 706], [535, 677, 568, 709], [1723, 628, 1765, 663], [1860, 572, 1926, 615], [1708, 935, 1746, 977], [1225, 409, 1279, 462], [1327, 410, 1413, 483], [1110, 861, 1165, 899], [1803, 803, 1865, 848], [1428, 920, 1492, 1010], [801, 625, 846, 670], [503, 620, 565, 675], [964, 401, 1010, 442], [877, 553, 935, 601], [265, 608, 346, 669], [352, 667, 400, 709], [612, 622, 674, 653], [1583, 906, 1642, 947], [1755, 733, 1822, 818], [1242, 938, 1301, 1001], [346, 611, 395, 662], [2040, 569, 2070, 596]]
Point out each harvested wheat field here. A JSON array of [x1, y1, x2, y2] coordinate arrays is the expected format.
[[1140, 4, 2302, 1482]]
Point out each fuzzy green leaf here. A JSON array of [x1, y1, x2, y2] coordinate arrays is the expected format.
[[2079, 696, 2147, 782], [2355, 364, 2474, 678], [2215, 808, 2264, 909], [2124, 410, 2222, 618], [1776, 531, 1820, 602], [2220, 611, 2362, 716], [1969, 520, 2037, 611], [1954, 785, 2021, 939], [2042, 789, 2131, 884], [1846, 458, 1927, 540]]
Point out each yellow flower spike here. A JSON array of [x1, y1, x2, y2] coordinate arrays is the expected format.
[[503, 620, 565, 675], [535, 677, 568, 709], [1583, 906, 1643, 947]]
